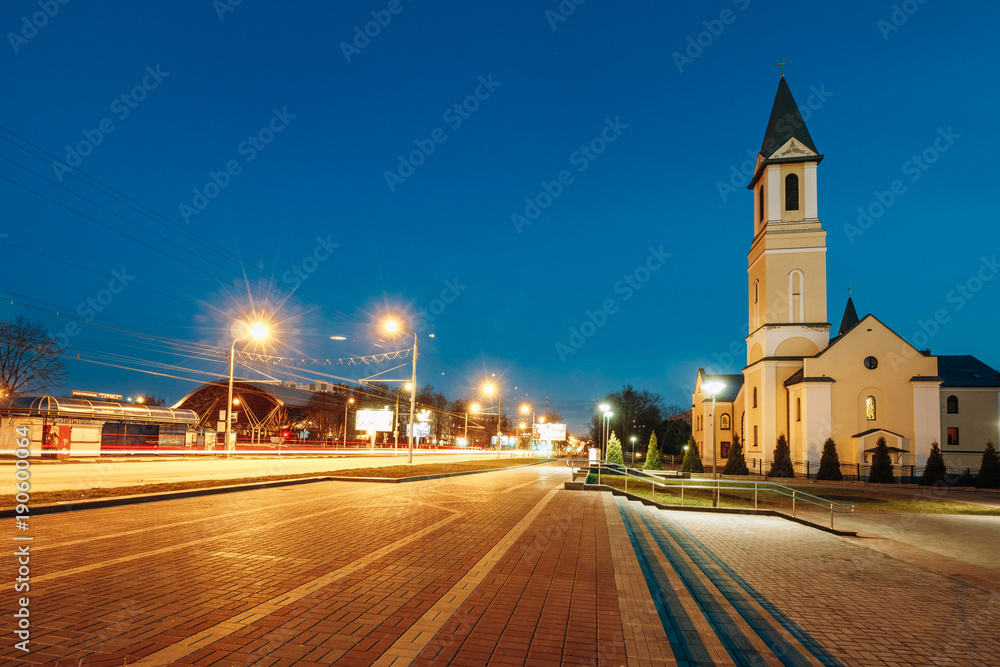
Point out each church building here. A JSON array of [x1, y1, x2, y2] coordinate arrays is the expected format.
[[691, 77, 1000, 475]]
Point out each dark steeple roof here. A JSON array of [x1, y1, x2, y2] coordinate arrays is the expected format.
[[838, 296, 860, 336], [759, 77, 818, 158]]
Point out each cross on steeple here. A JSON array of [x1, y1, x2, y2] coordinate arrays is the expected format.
[[775, 58, 789, 77]]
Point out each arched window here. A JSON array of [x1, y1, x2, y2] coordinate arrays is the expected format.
[[720, 414, 730, 430], [796, 397, 801, 422], [947, 395, 959, 414], [758, 185, 765, 222], [753, 388, 758, 408], [865, 396, 876, 421], [753, 279, 760, 329], [788, 270, 804, 323], [785, 173, 799, 211]]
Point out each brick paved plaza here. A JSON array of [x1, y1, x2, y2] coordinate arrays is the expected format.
[[3, 462, 999, 665]]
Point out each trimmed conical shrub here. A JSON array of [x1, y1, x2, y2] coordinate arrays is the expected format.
[[816, 438, 844, 481], [643, 432, 662, 471], [868, 436, 894, 484], [768, 434, 794, 478], [606, 431, 624, 465], [681, 437, 704, 473], [920, 442, 947, 486], [722, 433, 749, 475], [975, 441, 1000, 489]]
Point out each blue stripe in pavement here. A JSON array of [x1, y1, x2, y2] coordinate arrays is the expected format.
[[649, 510, 846, 667], [619, 497, 765, 667], [614, 499, 710, 666]]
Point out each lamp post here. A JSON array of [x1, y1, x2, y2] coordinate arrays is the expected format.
[[702, 379, 726, 508], [603, 411, 613, 458], [225, 322, 268, 455], [385, 320, 418, 464], [342, 397, 355, 447], [598, 403, 610, 456], [630, 435, 637, 466], [483, 383, 502, 457], [521, 404, 534, 450]]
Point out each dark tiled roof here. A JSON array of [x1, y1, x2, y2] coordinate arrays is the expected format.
[[938, 355, 1000, 387], [784, 369, 804, 386], [699, 373, 743, 403], [759, 77, 818, 158]]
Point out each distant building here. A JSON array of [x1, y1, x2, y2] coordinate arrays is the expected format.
[[691, 77, 1000, 474]]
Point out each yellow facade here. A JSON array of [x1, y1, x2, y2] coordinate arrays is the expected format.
[[691, 77, 1000, 476]]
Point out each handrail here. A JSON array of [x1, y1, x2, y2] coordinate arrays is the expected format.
[[581, 460, 855, 530]]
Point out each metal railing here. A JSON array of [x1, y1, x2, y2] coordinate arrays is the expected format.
[[568, 459, 855, 530]]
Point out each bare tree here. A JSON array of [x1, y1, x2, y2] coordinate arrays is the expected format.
[[0, 315, 67, 396]]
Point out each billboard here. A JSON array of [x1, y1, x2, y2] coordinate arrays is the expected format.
[[355, 409, 394, 432], [406, 422, 431, 438], [533, 423, 567, 441]]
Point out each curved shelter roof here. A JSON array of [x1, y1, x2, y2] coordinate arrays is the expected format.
[[172, 379, 334, 429], [0, 396, 198, 424]]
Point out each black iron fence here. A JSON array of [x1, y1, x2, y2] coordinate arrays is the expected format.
[[734, 457, 982, 485]]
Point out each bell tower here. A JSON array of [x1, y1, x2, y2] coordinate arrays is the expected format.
[[743, 76, 831, 457]]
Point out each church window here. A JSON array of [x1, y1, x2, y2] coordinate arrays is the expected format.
[[789, 270, 803, 322], [785, 174, 799, 210], [947, 395, 959, 414], [753, 425, 758, 448], [947, 427, 959, 445], [865, 396, 876, 421], [758, 185, 765, 223], [796, 397, 801, 422], [720, 414, 730, 430], [753, 388, 758, 408]]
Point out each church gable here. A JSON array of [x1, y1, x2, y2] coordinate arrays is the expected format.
[[807, 314, 936, 380]]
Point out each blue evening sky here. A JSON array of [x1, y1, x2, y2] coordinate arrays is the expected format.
[[2, 0, 998, 432]]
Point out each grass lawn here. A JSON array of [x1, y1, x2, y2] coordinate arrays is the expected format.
[[7, 458, 553, 506], [589, 473, 1000, 516]]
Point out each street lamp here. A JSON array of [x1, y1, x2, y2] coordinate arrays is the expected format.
[[225, 321, 268, 454], [342, 397, 355, 447], [521, 404, 534, 449], [385, 319, 418, 463], [598, 403, 611, 456], [702, 379, 726, 508], [630, 435, 637, 466], [483, 382, 503, 457], [603, 410, 613, 459]]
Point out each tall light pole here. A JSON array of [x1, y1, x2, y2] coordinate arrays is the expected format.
[[702, 380, 726, 508], [521, 404, 534, 450], [225, 322, 268, 454], [602, 410, 613, 459], [386, 320, 418, 463], [342, 397, 355, 447], [483, 383, 502, 457], [598, 403, 610, 456], [630, 435, 637, 466]]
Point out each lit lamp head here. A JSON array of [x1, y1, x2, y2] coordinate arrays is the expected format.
[[250, 323, 268, 340], [599, 403, 610, 413], [470, 402, 480, 412], [384, 319, 399, 334], [703, 380, 726, 397], [604, 411, 613, 419]]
